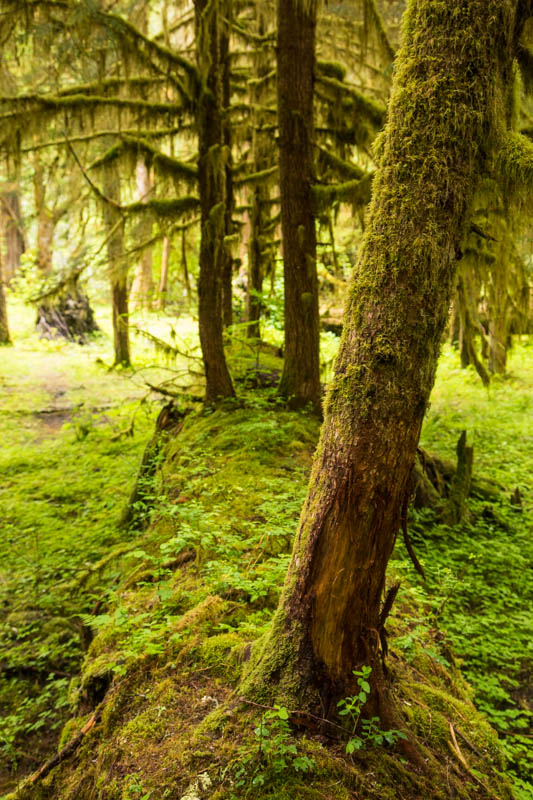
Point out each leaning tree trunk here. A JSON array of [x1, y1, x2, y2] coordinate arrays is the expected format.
[[103, 164, 130, 367], [0, 253, 11, 345], [243, 0, 522, 725], [276, 0, 321, 413], [194, 0, 235, 404]]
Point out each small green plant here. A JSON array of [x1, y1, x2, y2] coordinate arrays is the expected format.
[[123, 773, 152, 799], [233, 705, 314, 794], [337, 667, 407, 754]]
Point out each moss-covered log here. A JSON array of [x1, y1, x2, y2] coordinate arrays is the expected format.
[[243, 0, 528, 732]]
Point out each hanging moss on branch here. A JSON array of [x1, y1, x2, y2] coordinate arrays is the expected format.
[[90, 137, 198, 185], [313, 173, 373, 213], [315, 74, 386, 128], [316, 144, 367, 180]]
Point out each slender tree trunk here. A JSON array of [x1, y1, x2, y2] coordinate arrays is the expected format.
[[194, 0, 235, 403], [157, 236, 171, 311], [181, 227, 191, 301], [244, 0, 522, 726], [276, 0, 321, 413], [0, 253, 11, 345], [222, 9, 234, 329], [129, 159, 154, 310], [1, 189, 25, 283], [246, 11, 274, 340], [457, 273, 490, 385], [103, 164, 130, 367], [247, 187, 266, 339], [33, 160, 55, 274]]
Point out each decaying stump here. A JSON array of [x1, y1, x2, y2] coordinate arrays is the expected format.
[[35, 273, 99, 343], [413, 430, 500, 520]]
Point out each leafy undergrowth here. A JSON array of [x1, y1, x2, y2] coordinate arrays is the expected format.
[[5, 369, 531, 800], [395, 342, 533, 798], [1, 300, 531, 799], [0, 301, 162, 791]]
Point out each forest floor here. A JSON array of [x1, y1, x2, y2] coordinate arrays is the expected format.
[[0, 299, 532, 799]]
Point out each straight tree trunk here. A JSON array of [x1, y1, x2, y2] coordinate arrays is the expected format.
[[1, 189, 25, 283], [33, 160, 55, 275], [129, 159, 154, 310], [222, 11, 234, 330], [181, 227, 191, 301], [276, 0, 321, 413], [0, 253, 11, 344], [246, 10, 274, 340], [157, 235, 171, 311], [244, 0, 523, 725], [194, 0, 235, 403], [103, 164, 130, 367]]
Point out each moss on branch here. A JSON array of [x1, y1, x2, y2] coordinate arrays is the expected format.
[[497, 131, 533, 187], [313, 173, 373, 213]]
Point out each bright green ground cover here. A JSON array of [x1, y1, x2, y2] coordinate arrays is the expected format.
[[0, 298, 531, 797], [0, 300, 163, 787], [398, 342, 533, 796]]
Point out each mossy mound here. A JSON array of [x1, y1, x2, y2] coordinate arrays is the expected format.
[[6, 402, 514, 800]]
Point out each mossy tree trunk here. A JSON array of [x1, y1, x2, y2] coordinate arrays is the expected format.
[[194, 0, 235, 404], [244, 0, 526, 722], [103, 163, 130, 367], [276, 0, 321, 413]]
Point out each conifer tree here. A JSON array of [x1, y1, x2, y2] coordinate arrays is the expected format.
[[276, 0, 321, 413]]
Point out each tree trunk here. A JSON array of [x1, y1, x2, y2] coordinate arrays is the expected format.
[[247, 187, 266, 339], [276, 0, 321, 413], [194, 0, 235, 404], [157, 236, 171, 311], [1, 188, 25, 283], [0, 252, 11, 345], [129, 159, 154, 310], [222, 12, 234, 330], [33, 161, 55, 275], [181, 227, 191, 301], [246, 10, 274, 340], [456, 272, 490, 385], [103, 164, 130, 367], [243, 0, 522, 722]]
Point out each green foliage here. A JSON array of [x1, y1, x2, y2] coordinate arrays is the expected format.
[[393, 343, 533, 794], [337, 667, 407, 754], [231, 706, 314, 796], [2, 300, 531, 799], [0, 301, 157, 771]]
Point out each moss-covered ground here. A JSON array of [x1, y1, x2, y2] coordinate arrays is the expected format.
[[0, 300, 531, 799]]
